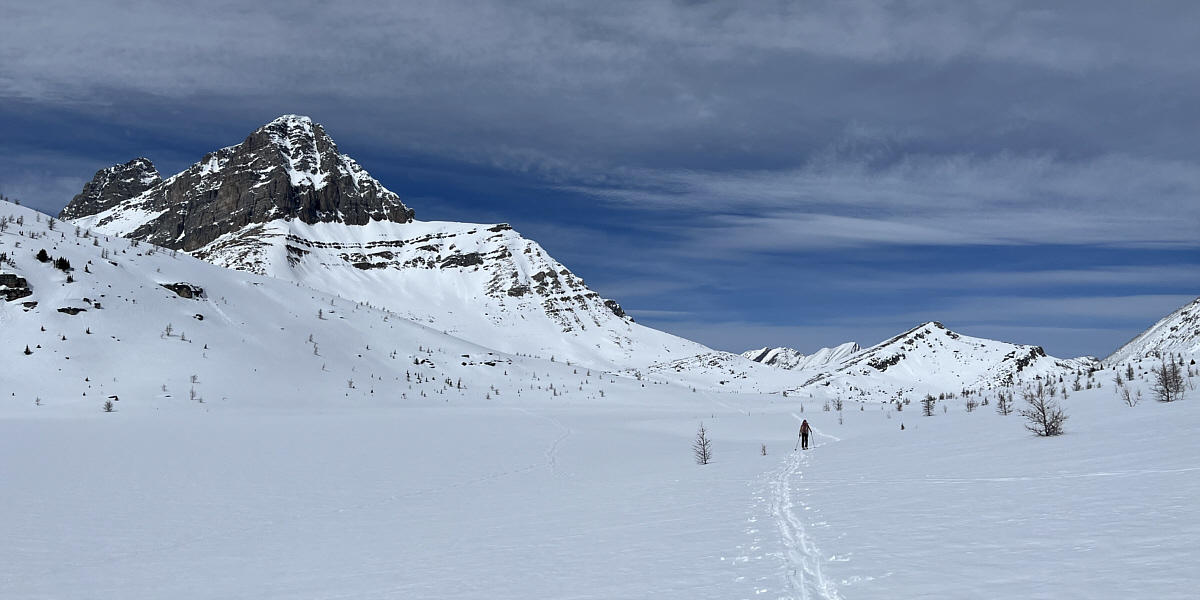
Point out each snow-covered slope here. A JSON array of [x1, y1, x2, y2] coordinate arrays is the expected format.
[[63, 116, 709, 370], [1, 201, 647, 408], [796, 321, 1096, 400], [188, 216, 709, 369], [1105, 296, 1200, 365], [742, 342, 861, 371]]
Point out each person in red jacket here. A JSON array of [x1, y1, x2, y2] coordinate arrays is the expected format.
[[799, 419, 811, 450]]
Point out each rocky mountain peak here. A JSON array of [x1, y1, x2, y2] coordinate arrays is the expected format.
[[61, 115, 414, 251], [59, 158, 161, 221]]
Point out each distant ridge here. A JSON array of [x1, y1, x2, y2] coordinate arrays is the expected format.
[[741, 342, 861, 371], [795, 321, 1096, 398]]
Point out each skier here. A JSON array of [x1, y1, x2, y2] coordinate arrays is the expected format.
[[799, 419, 811, 450]]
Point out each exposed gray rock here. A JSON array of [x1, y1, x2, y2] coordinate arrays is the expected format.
[[1, 272, 32, 302], [160, 283, 204, 299], [62, 116, 414, 251], [440, 252, 484, 269], [60, 158, 161, 221], [604, 299, 628, 319]]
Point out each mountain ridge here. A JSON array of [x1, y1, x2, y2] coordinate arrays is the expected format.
[[1105, 296, 1200, 365], [794, 321, 1097, 399], [741, 342, 861, 371], [53, 114, 1160, 385]]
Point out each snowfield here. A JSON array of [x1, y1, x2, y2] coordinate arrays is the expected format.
[[3, 200, 1198, 599], [4, 378, 1196, 599]]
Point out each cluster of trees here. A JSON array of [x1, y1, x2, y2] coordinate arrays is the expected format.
[[1114, 356, 1190, 405], [1151, 358, 1186, 403], [34, 248, 72, 273]]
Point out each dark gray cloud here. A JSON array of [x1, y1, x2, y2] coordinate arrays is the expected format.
[[4, 1, 1196, 171]]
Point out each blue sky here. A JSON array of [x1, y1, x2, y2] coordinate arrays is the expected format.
[[1, 1, 1197, 358]]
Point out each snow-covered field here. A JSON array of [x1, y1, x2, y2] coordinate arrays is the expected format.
[[4, 200, 1198, 598], [4, 382, 1196, 599]]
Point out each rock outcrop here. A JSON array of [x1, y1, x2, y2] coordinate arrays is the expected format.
[[60, 158, 161, 221], [1, 272, 32, 302], [160, 283, 204, 299]]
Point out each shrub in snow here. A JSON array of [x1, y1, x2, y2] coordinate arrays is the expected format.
[[995, 390, 1014, 416], [922, 394, 936, 417], [1152, 359, 1185, 403], [103, 400, 114, 412], [693, 423, 712, 465], [1020, 384, 1068, 437], [1119, 384, 1138, 407]]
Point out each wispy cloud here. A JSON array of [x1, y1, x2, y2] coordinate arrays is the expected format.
[[573, 153, 1200, 249]]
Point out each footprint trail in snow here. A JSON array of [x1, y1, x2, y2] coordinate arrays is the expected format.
[[770, 414, 841, 599]]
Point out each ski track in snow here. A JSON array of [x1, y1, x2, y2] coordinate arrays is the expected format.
[[701, 391, 750, 415], [508, 407, 580, 484], [768, 413, 841, 600], [202, 297, 237, 326]]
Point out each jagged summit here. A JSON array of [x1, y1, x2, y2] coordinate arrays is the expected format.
[[62, 115, 414, 251], [1105, 296, 1200, 364], [742, 342, 860, 371], [743, 347, 805, 368]]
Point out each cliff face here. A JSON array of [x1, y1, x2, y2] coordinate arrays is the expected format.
[[59, 116, 414, 251]]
